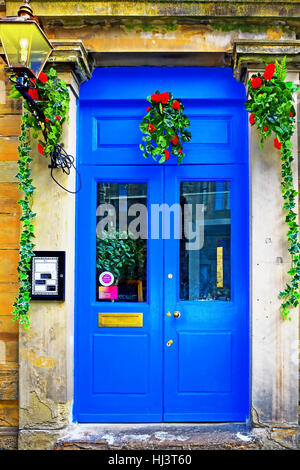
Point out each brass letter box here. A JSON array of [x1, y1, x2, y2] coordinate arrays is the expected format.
[[98, 312, 143, 327]]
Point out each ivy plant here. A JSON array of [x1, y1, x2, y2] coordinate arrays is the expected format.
[[245, 57, 300, 320], [139, 91, 192, 163], [10, 68, 70, 327]]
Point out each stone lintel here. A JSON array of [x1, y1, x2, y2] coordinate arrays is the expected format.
[[233, 39, 300, 80], [5, 1, 300, 21], [48, 40, 93, 85]]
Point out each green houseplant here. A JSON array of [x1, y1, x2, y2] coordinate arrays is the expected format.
[[96, 229, 146, 285]]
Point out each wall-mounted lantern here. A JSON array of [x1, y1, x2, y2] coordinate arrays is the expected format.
[[0, 1, 80, 193], [0, 1, 53, 79], [0, 1, 53, 121]]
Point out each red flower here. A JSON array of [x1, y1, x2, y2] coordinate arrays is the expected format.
[[38, 143, 44, 155], [28, 88, 39, 100], [178, 149, 183, 154], [249, 113, 255, 126], [274, 137, 281, 150], [172, 135, 179, 146], [159, 92, 170, 104], [263, 63, 276, 81], [151, 94, 160, 103], [146, 106, 151, 112], [45, 118, 50, 123], [38, 72, 48, 83], [164, 149, 170, 161], [172, 100, 180, 110], [290, 111, 293, 117], [251, 76, 262, 89], [148, 123, 155, 133], [263, 126, 268, 131], [56, 115, 61, 121]]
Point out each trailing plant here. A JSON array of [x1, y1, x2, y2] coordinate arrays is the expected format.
[[10, 68, 70, 327], [245, 58, 300, 320], [139, 91, 191, 163]]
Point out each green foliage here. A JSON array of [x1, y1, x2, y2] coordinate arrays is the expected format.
[[139, 91, 191, 163], [96, 229, 145, 282], [10, 68, 70, 327], [245, 58, 299, 320]]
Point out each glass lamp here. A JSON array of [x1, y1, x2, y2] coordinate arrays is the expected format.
[[0, 1, 53, 79], [0, 18, 53, 78]]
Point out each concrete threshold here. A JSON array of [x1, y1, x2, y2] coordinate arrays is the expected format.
[[54, 423, 262, 450]]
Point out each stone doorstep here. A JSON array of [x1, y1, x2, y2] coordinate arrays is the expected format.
[[53, 423, 262, 450], [0, 427, 18, 450]]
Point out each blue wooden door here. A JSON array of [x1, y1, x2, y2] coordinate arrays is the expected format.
[[75, 165, 164, 422], [163, 165, 249, 422], [75, 67, 249, 422]]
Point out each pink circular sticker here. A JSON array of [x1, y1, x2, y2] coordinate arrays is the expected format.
[[99, 271, 114, 286]]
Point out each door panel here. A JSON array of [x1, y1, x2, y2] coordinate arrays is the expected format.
[[75, 166, 164, 422], [163, 165, 249, 421], [76, 67, 249, 423]]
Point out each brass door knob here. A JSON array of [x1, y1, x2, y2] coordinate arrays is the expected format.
[[173, 311, 181, 318]]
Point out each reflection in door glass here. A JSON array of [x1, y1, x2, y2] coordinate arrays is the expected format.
[[180, 181, 231, 301], [96, 183, 147, 302]]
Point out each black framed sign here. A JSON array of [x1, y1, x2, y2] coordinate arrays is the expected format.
[[30, 251, 65, 301]]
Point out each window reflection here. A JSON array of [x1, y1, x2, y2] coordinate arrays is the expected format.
[[180, 181, 231, 301]]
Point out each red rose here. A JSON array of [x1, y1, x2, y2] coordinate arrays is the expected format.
[[159, 92, 170, 104], [148, 123, 155, 133], [38, 143, 44, 155], [274, 137, 281, 150], [263, 63, 276, 81], [146, 106, 151, 112], [172, 100, 180, 110], [28, 88, 39, 100], [249, 113, 255, 126], [290, 111, 293, 117], [178, 149, 183, 154], [38, 72, 48, 83], [45, 118, 50, 123], [172, 135, 179, 146], [263, 126, 268, 131], [56, 115, 61, 121], [164, 149, 170, 161], [251, 76, 262, 89], [151, 94, 160, 103]]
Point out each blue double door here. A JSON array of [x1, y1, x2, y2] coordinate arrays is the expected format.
[[75, 67, 249, 422], [76, 165, 249, 423]]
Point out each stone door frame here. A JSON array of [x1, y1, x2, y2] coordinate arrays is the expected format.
[[17, 42, 299, 449]]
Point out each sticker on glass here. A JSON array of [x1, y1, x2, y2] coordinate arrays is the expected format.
[[99, 271, 114, 287], [99, 286, 118, 300]]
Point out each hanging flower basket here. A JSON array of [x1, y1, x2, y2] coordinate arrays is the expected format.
[[139, 91, 192, 164]]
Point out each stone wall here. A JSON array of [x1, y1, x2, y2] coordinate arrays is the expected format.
[[0, 0, 299, 450], [0, 63, 21, 449]]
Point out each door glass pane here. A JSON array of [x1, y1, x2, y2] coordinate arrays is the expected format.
[[96, 183, 147, 302], [180, 181, 231, 301]]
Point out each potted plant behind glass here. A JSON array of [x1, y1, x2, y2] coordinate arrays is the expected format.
[[96, 229, 146, 301]]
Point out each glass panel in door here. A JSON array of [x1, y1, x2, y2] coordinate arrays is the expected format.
[[96, 182, 147, 302], [180, 181, 231, 301]]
